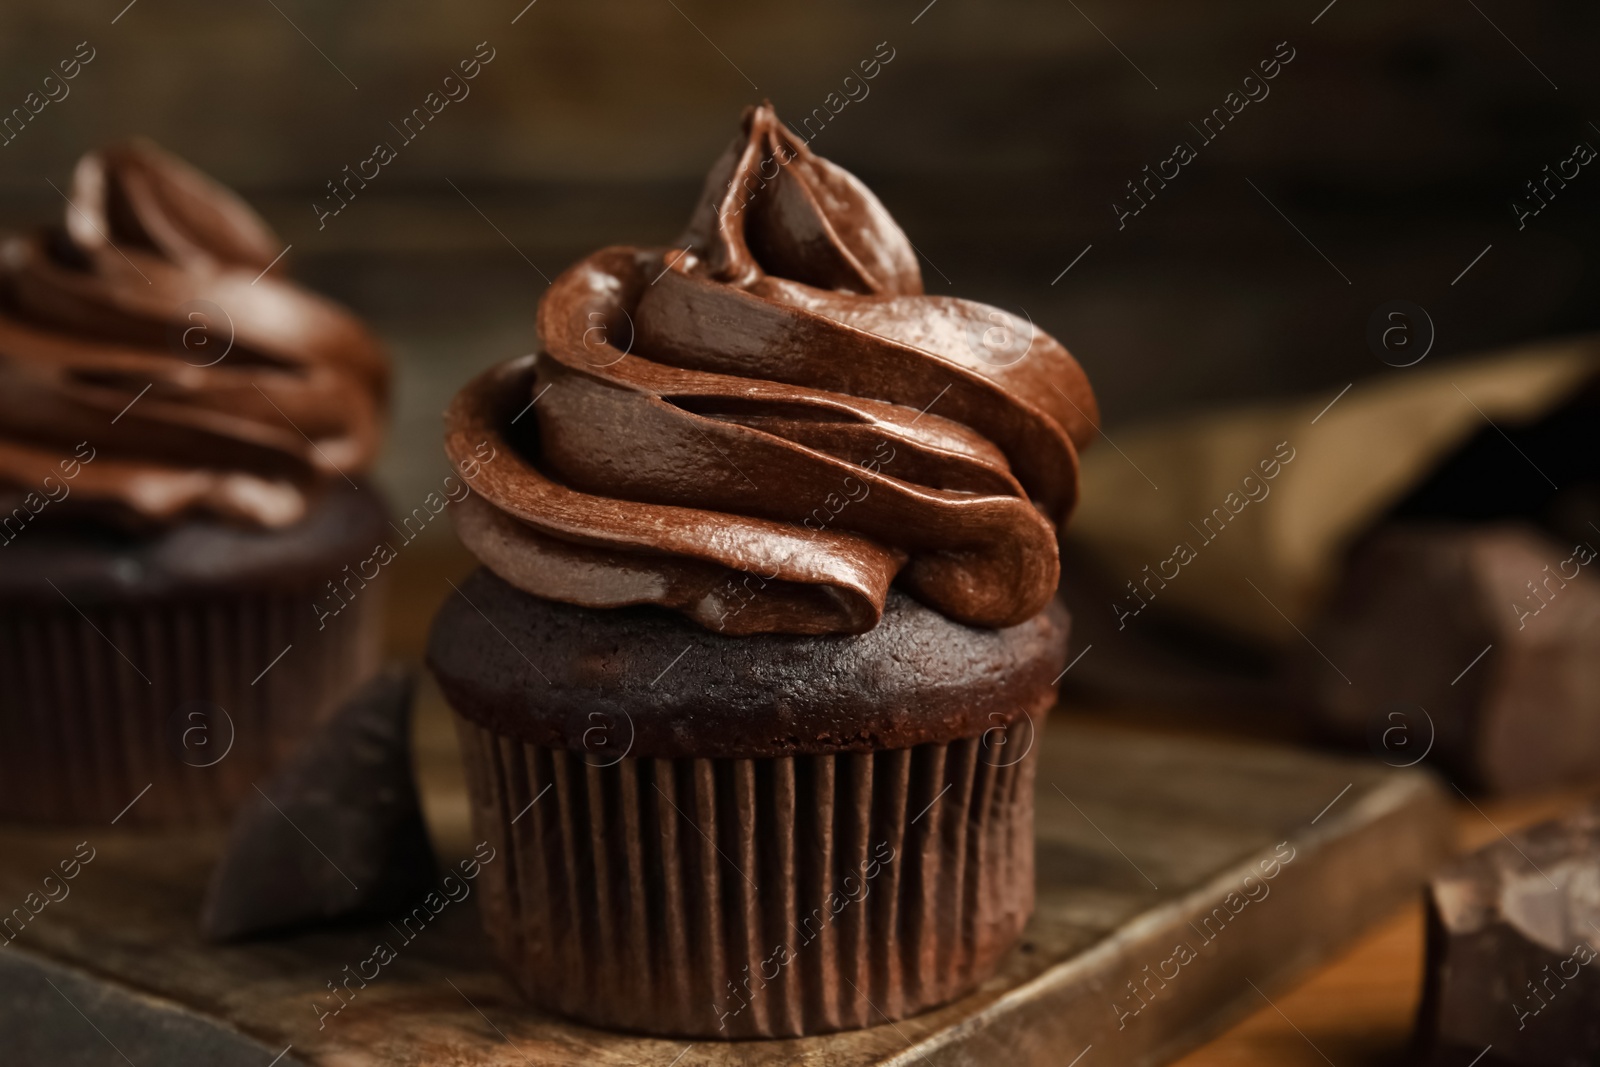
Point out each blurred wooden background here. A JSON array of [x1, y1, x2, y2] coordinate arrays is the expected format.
[[3, 0, 1599, 510]]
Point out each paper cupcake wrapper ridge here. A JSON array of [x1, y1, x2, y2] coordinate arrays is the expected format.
[[0, 586, 382, 826], [455, 713, 1040, 1038]]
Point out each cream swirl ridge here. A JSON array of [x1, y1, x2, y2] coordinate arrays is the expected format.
[[448, 104, 1096, 634], [0, 139, 387, 529]]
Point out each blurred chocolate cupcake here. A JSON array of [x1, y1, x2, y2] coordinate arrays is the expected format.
[[0, 140, 390, 826], [427, 104, 1095, 1037]]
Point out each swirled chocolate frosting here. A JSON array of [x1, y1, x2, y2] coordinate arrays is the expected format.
[[448, 104, 1096, 635], [0, 139, 387, 529]]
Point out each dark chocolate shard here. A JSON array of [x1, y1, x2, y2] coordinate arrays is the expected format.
[[1303, 522, 1600, 793], [200, 665, 436, 941], [1420, 802, 1600, 1066]]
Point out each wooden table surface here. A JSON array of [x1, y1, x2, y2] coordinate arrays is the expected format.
[[1167, 788, 1593, 1067], [387, 539, 1597, 1067]]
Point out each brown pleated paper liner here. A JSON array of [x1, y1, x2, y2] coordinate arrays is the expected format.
[[454, 712, 1042, 1038], [0, 584, 382, 827]]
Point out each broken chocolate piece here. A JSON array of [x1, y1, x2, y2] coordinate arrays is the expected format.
[[1420, 801, 1600, 1066], [1303, 522, 1600, 793], [200, 665, 436, 941]]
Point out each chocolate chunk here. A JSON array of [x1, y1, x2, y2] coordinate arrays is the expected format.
[[1303, 523, 1600, 793], [200, 665, 436, 941], [1420, 802, 1600, 1066]]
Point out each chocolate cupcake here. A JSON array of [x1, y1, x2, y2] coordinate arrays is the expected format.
[[427, 104, 1096, 1037], [0, 140, 390, 826]]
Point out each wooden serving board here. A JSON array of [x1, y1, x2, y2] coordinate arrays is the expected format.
[[0, 714, 1452, 1067]]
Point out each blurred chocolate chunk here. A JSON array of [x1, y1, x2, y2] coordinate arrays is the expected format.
[[200, 665, 436, 941], [1304, 522, 1600, 793], [1420, 802, 1600, 1066]]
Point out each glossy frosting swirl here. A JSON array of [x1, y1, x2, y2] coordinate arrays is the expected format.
[[0, 139, 387, 529], [448, 104, 1096, 635]]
